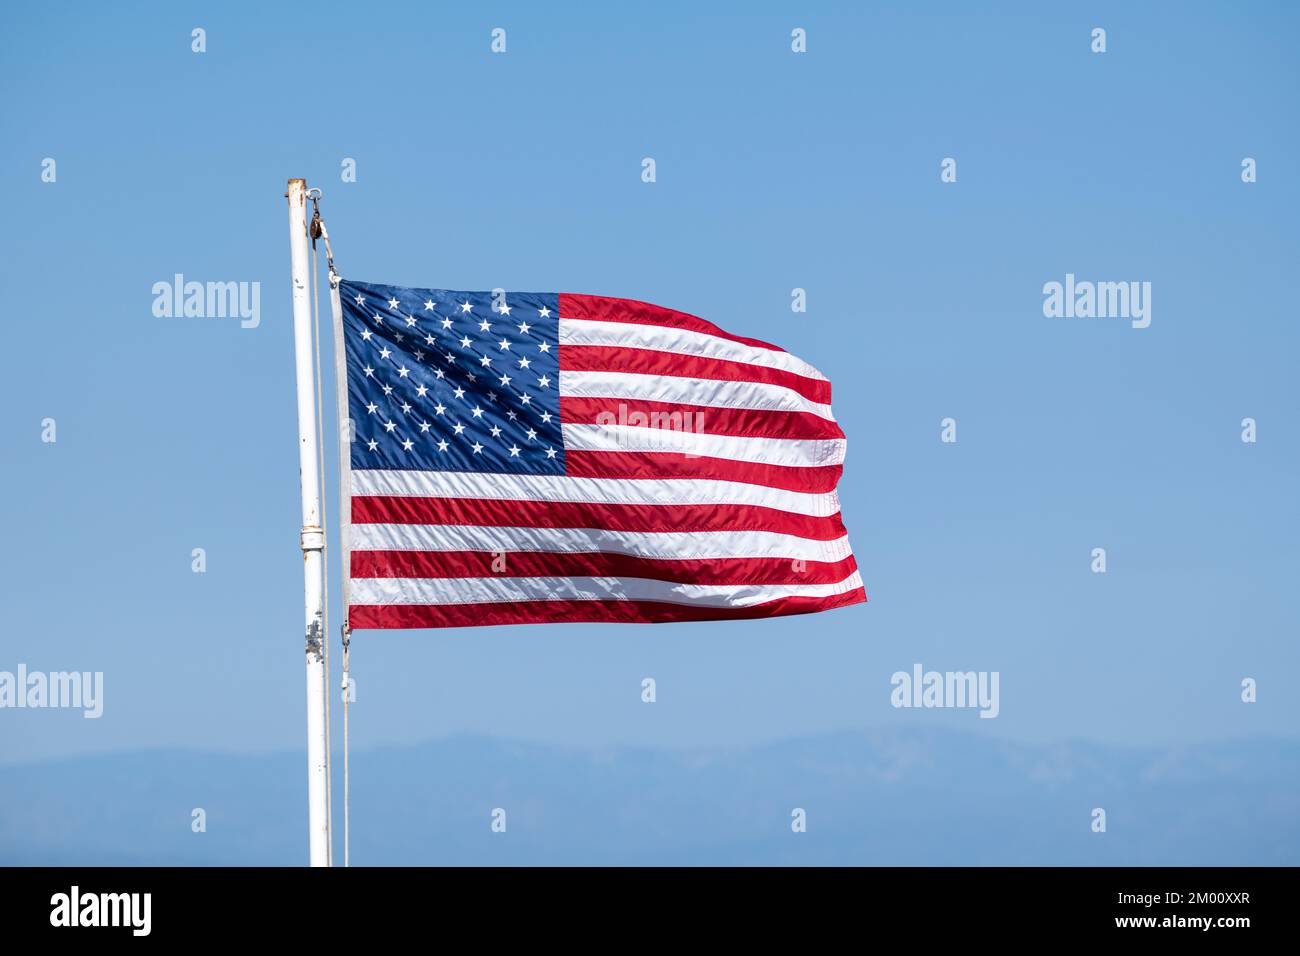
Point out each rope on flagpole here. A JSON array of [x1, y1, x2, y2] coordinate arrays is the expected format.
[[341, 620, 351, 867], [307, 187, 333, 867], [309, 187, 353, 868]]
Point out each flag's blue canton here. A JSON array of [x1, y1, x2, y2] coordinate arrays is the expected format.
[[339, 280, 564, 475]]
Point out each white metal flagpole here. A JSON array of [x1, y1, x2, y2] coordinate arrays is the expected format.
[[286, 177, 331, 866]]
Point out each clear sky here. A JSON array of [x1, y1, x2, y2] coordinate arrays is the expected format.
[[1, 0, 1296, 767]]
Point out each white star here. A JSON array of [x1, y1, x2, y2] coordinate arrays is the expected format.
[[382, 384, 393, 396], [400, 401, 412, 414], [367, 439, 378, 451], [363, 366, 375, 378], [498, 373, 511, 386], [354, 294, 365, 306], [416, 384, 429, 397], [414, 350, 425, 361], [498, 303, 512, 317], [453, 422, 466, 435], [520, 394, 532, 405], [401, 438, 414, 451], [434, 368, 446, 380], [460, 301, 473, 313], [526, 428, 537, 440], [471, 406, 484, 419], [472, 442, 484, 454], [424, 299, 435, 311], [490, 425, 502, 438], [540, 411, 552, 423], [544, 446, 557, 459], [507, 410, 518, 421], [405, 315, 417, 327], [453, 386, 466, 399], [360, 328, 373, 341], [372, 313, 383, 325], [459, 335, 472, 348], [424, 334, 436, 346], [478, 318, 491, 332], [518, 357, 531, 369], [444, 352, 456, 364], [397, 366, 410, 378], [440, 317, 453, 330], [437, 439, 449, 452], [480, 355, 492, 367], [419, 421, 431, 433], [365, 402, 378, 415], [379, 347, 392, 360], [508, 445, 521, 457], [433, 403, 446, 416], [387, 297, 400, 309], [383, 420, 397, 433], [517, 321, 531, 334], [536, 374, 550, 388], [498, 338, 511, 351], [538, 307, 550, 318], [538, 342, 551, 353]]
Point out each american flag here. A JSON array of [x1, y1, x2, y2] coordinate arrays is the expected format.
[[337, 279, 865, 628]]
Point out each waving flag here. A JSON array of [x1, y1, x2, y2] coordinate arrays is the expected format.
[[336, 279, 864, 628]]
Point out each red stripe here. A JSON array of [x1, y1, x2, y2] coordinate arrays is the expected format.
[[352, 495, 846, 540], [559, 396, 844, 441], [351, 550, 859, 585], [565, 450, 841, 494], [561, 345, 831, 405], [349, 588, 867, 629], [560, 293, 785, 352]]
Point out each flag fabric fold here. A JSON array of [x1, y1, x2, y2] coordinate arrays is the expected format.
[[337, 280, 865, 629]]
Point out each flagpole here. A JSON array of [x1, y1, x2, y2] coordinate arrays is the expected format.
[[286, 177, 331, 866]]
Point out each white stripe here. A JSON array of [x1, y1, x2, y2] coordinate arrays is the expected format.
[[561, 423, 844, 468], [559, 318, 828, 382], [560, 370, 836, 422], [351, 469, 841, 517], [350, 523, 853, 563], [351, 570, 864, 608]]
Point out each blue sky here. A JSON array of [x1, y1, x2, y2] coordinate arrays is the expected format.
[[0, 0, 1296, 772]]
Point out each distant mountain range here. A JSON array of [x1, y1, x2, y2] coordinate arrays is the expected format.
[[2, 729, 1296, 865]]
